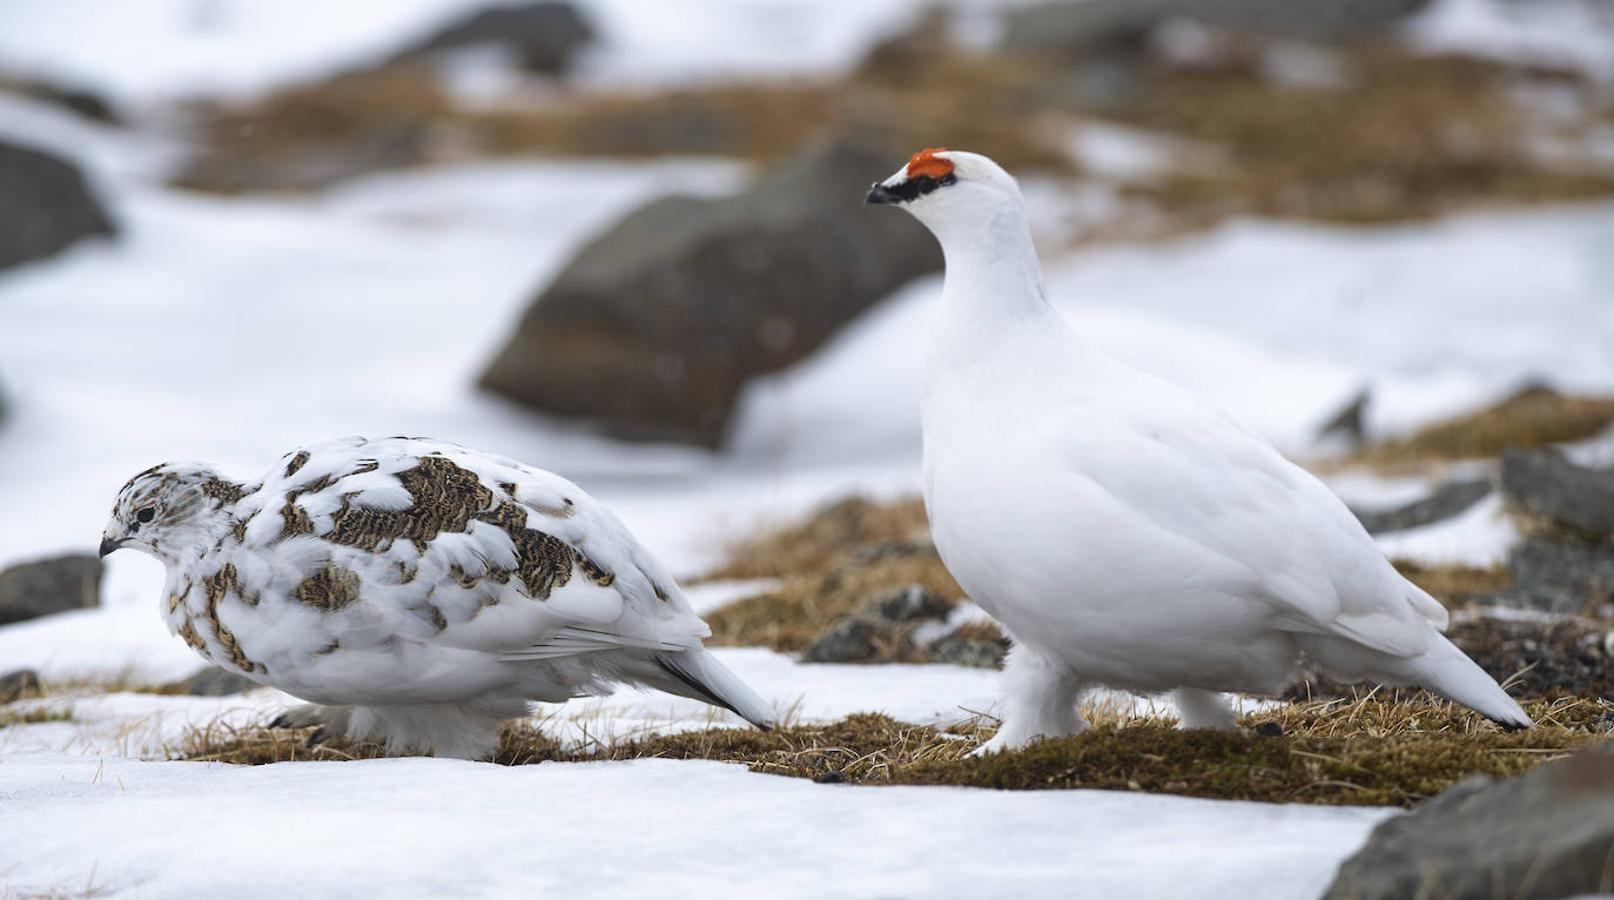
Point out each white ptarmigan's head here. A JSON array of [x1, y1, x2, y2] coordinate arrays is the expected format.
[[865, 148, 1025, 230]]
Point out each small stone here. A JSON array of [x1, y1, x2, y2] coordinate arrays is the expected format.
[[859, 584, 951, 624], [802, 617, 886, 664], [928, 635, 1008, 669], [1252, 721, 1284, 737], [813, 770, 846, 784]]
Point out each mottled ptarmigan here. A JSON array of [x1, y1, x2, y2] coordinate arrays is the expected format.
[[101, 435, 774, 758], [867, 149, 1530, 753]]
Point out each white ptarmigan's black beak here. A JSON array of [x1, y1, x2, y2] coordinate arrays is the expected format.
[[99, 536, 124, 558], [866, 183, 900, 205]]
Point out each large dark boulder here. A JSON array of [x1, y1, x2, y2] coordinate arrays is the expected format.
[[1001, 0, 1433, 54], [388, 1, 593, 74], [0, 140, 116, 271], [480, 136, 941, 446], [1501, 447, 1614, 540], [1325, 741, 1614, 900], [0, 554, 102, 625]]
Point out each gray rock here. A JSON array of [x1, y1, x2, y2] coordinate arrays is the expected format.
[[1351, 478, 1492, 535], [0, 554, 102, 626], [859, 584, 951, 624], [803, 617, 885, 664], [1001, 0, 1432, 54], [1501, 447, 1614, 540], [164, 666, 260, 696], [1315, 386, 1371, 448], [1497, 536, 1614, 614], [479, 135, 942, 446], [1324, 741, 1614, 900], [388, 1, 593, 74], [0, 140, 116, 271], [927, 635, 1007, 669], [0, 669, 42, 704]]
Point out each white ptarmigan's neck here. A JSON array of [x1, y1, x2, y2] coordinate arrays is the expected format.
[[921, 199, 1064, 371]]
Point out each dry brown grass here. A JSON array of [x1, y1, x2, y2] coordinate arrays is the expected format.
[[1393, 561, 1514, 608], [1356, 387, 1614, 466], [0, 705, 72, 728], [703, 496, 933, 581], [1115, 51, 1614, 225], [177, 695, 1608, 807], [705, 554, 962, 652]]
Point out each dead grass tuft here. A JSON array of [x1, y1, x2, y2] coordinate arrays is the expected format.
[[178, 696, 1607, 807], [705, 554, 962, 652], [704, 496, 933, 581], [1357, 386, 1614, 466], [1393, 561, 1514, 607], [0, 705, 72, 728]]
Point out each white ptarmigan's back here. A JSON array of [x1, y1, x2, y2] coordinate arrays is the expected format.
[[867, 149, 1529, 753]]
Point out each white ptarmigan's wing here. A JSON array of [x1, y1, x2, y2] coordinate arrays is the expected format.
[[233, 435, 710, 663], [1060, 360, 1448, 658]]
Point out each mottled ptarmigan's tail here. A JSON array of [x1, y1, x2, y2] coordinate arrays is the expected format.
[[1408, 632, 1532, 730], [654, 649, 776, 731]]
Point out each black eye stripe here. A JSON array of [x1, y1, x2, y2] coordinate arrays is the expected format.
[[882, 171, 958, 203]]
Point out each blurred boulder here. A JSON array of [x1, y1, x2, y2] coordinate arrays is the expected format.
[[1324, 741, 1614, 900], [480, 135, 942, 446], [929, 631, 1009, 669], [1502, 537, 1614, 614], [0, 77, 119, 123], [0, 669, 43, 704], [1314, 386, 1369, 448], [1501, 447, 1614, 539], [388, 1, 594, 74], [0, 140, 116, 271], [0, 554, 101, 625], [164, 666, 260, 696], [1351, 478, 1491, 535], [803, 616, 885, 663], [1001, 0, 1432, 55]]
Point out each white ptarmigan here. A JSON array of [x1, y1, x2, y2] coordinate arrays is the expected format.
[[867, 148, 1530, 753], [100, 435, 774, 758]]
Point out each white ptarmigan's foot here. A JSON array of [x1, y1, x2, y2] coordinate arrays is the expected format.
[[973, 644, 1088, 756], [1172, 688, 1239, 730]]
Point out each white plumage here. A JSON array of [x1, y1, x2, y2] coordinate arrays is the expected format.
[[102, 435, 774, 758], [867, 149, 1530, 753]]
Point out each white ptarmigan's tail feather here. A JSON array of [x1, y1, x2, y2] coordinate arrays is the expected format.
[[652, 649, 776, 731], [1405, 632, 1532, 729], [1407, 635, 1530, 735]]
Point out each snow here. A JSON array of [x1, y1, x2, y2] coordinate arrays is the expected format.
[[1406, 0, 1614, 83], [0, 752, 1391, 900], [0, 0, 980, 108]]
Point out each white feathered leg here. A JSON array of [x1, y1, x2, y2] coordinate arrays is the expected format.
[[975, 643, 1087, 755], [1172, 688, 1239, 730]]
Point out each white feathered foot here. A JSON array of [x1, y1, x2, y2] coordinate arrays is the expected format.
[[973, 644, 1089, 756]]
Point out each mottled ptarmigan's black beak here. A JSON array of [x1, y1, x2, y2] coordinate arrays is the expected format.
[[98, 537, 124, 558], [866, 182, 898, 205]]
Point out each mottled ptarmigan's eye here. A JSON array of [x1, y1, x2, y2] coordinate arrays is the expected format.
[[136, 507, 156, 524]]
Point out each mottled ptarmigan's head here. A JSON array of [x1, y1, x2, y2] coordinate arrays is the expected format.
[[865, 148, 1024, 229], [102, 463, 245, 563]]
